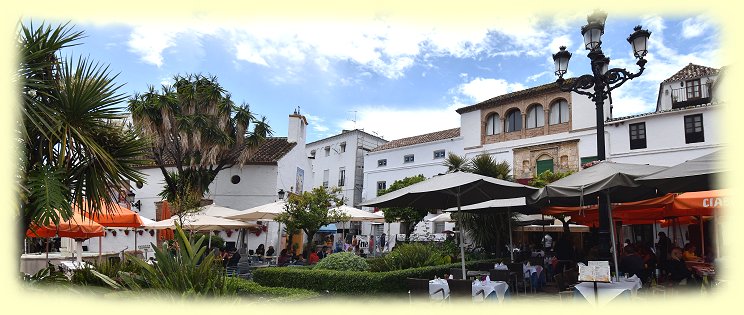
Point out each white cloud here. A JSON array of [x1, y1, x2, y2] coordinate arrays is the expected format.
[[304, 113, 330, 133], [122, 14, 569, 81], [457, 77, 526, 103], [337, 104, 461, 140], [682, 16, 711, 39]]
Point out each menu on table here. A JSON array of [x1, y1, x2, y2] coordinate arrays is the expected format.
[[578, 261, 611, 282]]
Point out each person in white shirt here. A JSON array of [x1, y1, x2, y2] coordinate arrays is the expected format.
[[542, 234, 553, 251]]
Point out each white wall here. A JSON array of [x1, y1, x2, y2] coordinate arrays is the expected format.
[[570, 91, 608, 130], [460, 110, 481, 149], [606, 105, 722, 166], [307, 131, 387, 206]]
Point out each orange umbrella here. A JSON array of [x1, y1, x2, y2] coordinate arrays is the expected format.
[[542, 194, 675, 215], [671, 189, 726, 217], [77, 203, 143, 228], [26, 211, 104, 239]]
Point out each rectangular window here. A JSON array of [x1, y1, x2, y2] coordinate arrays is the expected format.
[[434, 222, 445, 234], [686, 79, 702, 99], [376, 181, 386, 193], [340, 142, 346, 153], [404, 154, 414, 163], [433, 150, 446, 159], [684, 114, 704, 144], [338, 168, 345, 187], [373, 224, 384, 235], [323, 169, 329, 188], [629, 122, 647, 150], [378, 159, 387, 167], [324, 146, 330, 157]]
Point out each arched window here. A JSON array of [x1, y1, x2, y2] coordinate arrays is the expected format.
[[549, 100, 569, 125], [526, 104, 544, 129], [505, 109, 522, 132], [485, 113, 500, 135]]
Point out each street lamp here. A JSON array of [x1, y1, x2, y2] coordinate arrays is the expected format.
[[552, 10, 651, 261], [277, 189, 286, 200], [126, 191, 141, 212]]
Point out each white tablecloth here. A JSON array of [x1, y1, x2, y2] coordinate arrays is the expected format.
[[428, 280, 509, 302], [473, 281, 509, 302], [428, 280, 450, 300], [574, 278, 642, 305]]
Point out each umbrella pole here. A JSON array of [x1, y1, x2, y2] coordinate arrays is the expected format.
[[277, 222, 281, 255], [508, 207, 514, 262], [606, 194, 620, 281], [698, 216, 704, 258], [457, 192, 466, 279], [45, 238, 50, 265], [134, 228, 138, 258]]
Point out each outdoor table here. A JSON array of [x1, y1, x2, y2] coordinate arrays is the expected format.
[[467, 270, 490, 280], [428, 279, 450, 301], [428, 279, 509, 303], [473, 280, 509, 302], [574, 277, 642, 306]]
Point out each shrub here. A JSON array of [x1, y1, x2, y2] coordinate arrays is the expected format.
[[253, 259, 496, 294], [224, 277, 319, 301], [314, 252, 368, 271], [372, 242, 449, 272]]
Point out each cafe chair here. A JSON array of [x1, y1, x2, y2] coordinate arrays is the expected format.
[[553, 273, 574, 302], [489, 269, 511, 283], [447, 279, 480, 302], [406, 278, 446, 302], [449, 268, 466, 280], [506, 262, 528, 294]]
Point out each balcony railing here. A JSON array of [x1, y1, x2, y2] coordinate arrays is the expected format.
[[671, 83, 712, 109]]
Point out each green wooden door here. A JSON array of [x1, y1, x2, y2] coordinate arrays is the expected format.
[[536, 159, 554, 175]]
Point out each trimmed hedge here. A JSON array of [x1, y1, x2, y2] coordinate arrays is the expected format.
[[253, 259, 497, 294], [224, 277, 320, 301]]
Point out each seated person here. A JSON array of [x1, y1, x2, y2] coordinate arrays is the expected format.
[[308, 250, 320, 264], [266, 246, 275, 257], [667, 247, 694, 285], [619, 245, 645, 282], [277, 249, 291, 266], [682, 243, 700, 261], [226, 249, 241, 267]]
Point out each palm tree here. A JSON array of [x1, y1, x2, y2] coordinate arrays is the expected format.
[[18, 22, 149, 241], [128, 74, 272, 217], [444, 153, 517, 256]]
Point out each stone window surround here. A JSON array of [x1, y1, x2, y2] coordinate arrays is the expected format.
[[480, 91, 572, 145]]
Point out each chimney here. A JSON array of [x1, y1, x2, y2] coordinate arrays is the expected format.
[[287, 107, 308, 145]]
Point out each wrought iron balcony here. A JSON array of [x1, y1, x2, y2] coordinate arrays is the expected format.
[[671, 83, 712, 109]]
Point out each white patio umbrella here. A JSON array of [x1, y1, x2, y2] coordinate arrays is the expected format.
[[226, 200, 288, 254], [427, 212, 455, 223], [145, 213, 256, 244], [198, 204, 244, 218], [331, 205, 385, 255]]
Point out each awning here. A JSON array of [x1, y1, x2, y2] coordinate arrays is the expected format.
[[318, 224, 337, 233]]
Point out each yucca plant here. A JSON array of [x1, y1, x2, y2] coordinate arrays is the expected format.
[[123, 225, 228, 295]]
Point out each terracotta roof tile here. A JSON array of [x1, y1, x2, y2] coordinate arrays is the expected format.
[[662, 63, 719, 84], [371, 128, 460, 152], [456, 79, 573, 114]]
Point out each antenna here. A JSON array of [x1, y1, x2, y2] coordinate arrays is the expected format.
[[348, 110, 357, 129]]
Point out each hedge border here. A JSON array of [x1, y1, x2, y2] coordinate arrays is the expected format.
[[253, 259, 499, 294]]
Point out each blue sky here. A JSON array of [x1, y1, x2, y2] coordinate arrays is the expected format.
[[49, 11, 720, 142]]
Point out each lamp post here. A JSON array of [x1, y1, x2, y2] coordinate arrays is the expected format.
[[552, 11, 651, 262], [126, 191, 141, 212]]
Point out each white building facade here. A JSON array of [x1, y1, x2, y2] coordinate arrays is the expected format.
[[359, 63, 725, 250]]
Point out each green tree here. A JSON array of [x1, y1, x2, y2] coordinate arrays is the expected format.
[[378, 174, 428, 242], [443, 152, 468, 173], [274, 187, 349, 252], [529, 170, 574, 233], [128, 74, 272, 218], [18, 22, 148, 243]]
